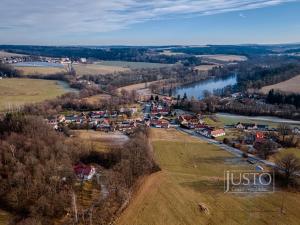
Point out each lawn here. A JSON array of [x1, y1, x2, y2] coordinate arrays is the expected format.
[[117, 128, 300, 225], [0, 78, 68, 111]]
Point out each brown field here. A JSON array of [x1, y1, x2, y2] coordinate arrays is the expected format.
[[117, 128, 300, 225], [194, 64, 217, 71], [15, 66, 67, 75], [73, 130, 129, 151], [83, 94, 112, 104], [0, 50, 27, 57], [73, 63, 129, 76], [261, 75, 300, 94], [197, 54, 247, 62]]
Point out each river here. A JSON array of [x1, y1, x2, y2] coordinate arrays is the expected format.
[[173, 75, 237, 100]]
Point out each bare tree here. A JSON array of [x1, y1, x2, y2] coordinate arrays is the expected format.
[[278, 123, 292, 143], [276, 153, 300, 185]]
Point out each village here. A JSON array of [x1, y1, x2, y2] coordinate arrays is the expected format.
[[44, 94, 300, 181]]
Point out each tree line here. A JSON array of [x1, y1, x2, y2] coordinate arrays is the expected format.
[[267, 89, 300, 108]]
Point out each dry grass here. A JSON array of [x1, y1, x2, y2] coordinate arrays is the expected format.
[[197, 54, 247, 62], [194, 65, 217, 72], [0, 78, 68, 111], [117, 128, 300, 225], [0, 209, 11, 225], [15, 66, 67, 75], [73, 63, 129, 76], [73, 130, 129, 151], [261, 75, 300, 94], [83, 94, 111, 105]]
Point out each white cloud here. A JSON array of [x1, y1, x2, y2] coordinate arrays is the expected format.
[[0, 0, 296, 39]]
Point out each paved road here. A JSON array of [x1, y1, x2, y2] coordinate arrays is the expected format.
[[178, 128, 277, 168]]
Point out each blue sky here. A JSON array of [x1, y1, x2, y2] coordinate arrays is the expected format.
[[1, 0, 300, 45]]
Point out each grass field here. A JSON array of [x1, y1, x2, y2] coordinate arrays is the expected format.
[[197, 54, 247, 62], [73, 63, 129, 76], [261, 75, 300, 94], [0, 78, 69, 111], [15, 66, 67, 75], [117, 128, 300, 225], [94, 60, 173, 69], [215, 113, 300, 128]]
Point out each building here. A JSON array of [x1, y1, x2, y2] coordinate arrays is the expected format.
[[74, 164, 96, 181], [196, 128, 225, 138], [211, 129, 226, 138], [150, 119, 170, 128]]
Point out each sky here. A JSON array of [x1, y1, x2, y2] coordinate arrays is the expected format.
[[1, 0, 300, 45]]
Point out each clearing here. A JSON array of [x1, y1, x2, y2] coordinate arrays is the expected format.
[[0, 78, 69, 111], [117, 128, 300, 225], [194, 64, 218, 72], [73, 130, 129, 151], [197, 54, 247, 62], [261, 75, 300, 94]]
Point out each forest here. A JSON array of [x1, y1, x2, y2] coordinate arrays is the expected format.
[[0, 45, 201, 65], [267, 89, 300, 108]]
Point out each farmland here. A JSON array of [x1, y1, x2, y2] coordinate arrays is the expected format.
[[261, 74, 300, 94], [197, 54, 247, 62], [15, 66, 67, 75], [73, 61, 173, 76], [117, 128, 300, 225], [0, 78, 70, 111], [73, 63, 129, 76], [94, 60, 173, 69], [194, 64, 217, 72]]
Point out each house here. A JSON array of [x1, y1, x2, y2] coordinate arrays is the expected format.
[[47, 116, 57, 125], [211, 129, 226, 138], [196, 128, 212, 138], [65, 115, 78, 123], [150, 119, 170, 128], [293, 127, 300, 135], [74, 163, 96, 181], [196, 128, 225, 138], [179, 114, 203, 129], [257, 124, 269, 131], [236, 122, 257, 130], [96, 119, 111, 131], [117, 120, 136, 131]]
